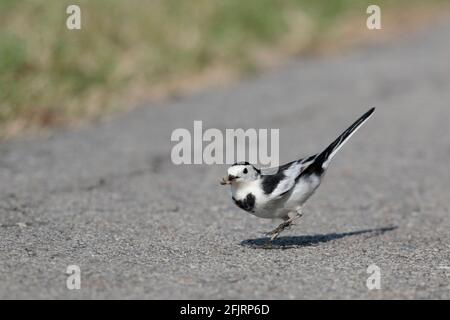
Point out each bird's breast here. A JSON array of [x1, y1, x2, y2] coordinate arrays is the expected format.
[[232, 193, 256, 213], [230, 180, 275, 217]]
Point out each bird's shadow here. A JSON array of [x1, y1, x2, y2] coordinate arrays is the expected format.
[[240, 225, 398, 250]]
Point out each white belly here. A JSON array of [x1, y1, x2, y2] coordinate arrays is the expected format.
[[285, 174, 321, 208]]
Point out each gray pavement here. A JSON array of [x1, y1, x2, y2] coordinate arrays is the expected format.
[[1, 22, 450, 299]]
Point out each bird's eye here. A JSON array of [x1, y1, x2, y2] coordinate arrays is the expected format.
[[243, 168, 248, 174]]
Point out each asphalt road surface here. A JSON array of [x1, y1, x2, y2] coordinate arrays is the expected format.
[[1, 22, 450, 299]]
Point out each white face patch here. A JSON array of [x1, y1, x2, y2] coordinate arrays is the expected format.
[[227, 165, 246, 177], [227, 164, 259, 182]]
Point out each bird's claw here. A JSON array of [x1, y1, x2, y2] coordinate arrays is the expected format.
[[263, 221, 292, 241]]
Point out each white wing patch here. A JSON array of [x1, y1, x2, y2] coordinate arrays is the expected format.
[[268, 158, 315, 200]]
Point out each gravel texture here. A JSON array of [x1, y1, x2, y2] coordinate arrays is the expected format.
[[0, 23, 449, 299]]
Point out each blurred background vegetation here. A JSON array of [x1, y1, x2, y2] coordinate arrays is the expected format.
[[0, 0, 448, 139]]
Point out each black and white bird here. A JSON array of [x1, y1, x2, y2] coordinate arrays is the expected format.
[[220, 108, 375, 241]]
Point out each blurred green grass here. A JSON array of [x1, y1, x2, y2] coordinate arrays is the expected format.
[[0, 0, 446, 138]]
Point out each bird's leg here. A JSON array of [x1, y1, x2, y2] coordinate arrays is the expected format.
[[265, 209, 303, 241], [264, 218, 291, 241]]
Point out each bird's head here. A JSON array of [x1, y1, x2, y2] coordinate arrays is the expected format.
[[220, 162, 260, 185]]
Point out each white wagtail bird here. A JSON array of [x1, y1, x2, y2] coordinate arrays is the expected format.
[[220, 108, 375, 241]]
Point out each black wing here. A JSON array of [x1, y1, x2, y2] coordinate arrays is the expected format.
[[260, 155, 316, 200]]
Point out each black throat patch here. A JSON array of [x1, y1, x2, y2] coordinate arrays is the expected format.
[[232, 193, 256, 213]]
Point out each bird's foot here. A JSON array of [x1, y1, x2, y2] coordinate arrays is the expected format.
[[264, 220, 292, 241]]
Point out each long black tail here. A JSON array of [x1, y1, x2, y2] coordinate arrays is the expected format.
[[302, 107, 375, 176]]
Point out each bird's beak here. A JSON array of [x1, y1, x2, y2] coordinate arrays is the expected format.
[[220, 175, 235, 185]]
